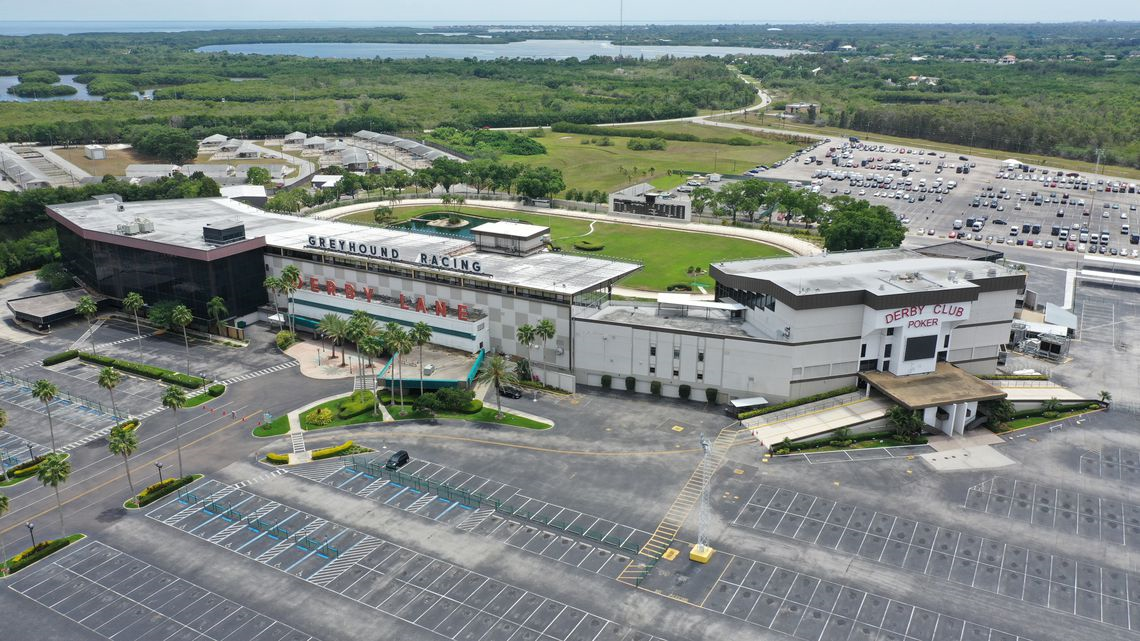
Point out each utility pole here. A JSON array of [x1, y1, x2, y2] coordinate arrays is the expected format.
[[690, 433, 716, 563]]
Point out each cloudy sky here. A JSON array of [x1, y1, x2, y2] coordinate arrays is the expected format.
[[9, 0, 1139, 23]]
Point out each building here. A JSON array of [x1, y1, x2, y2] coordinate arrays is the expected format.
[[304, 136, 328, 150], [283, 131, 307, 146], [339, 147, 370, 171], [47, 196, 638, 371], [219, 185, 268, 208], [200, 134, 229, 148], [125, 164, 177, 179], [178, 164, 235, 181], [609, 183, 691, 221], [784, 102, 820, 115], [998, 54, 1017, 65], [573, 249, 1024, 428], [84, 145, 106, 161], [0, 146, 51, 190]]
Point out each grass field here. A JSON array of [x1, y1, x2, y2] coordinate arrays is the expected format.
[[714, 112, 1140, 181], [502, 130, 801, 193], [340, 204, 788, 291]]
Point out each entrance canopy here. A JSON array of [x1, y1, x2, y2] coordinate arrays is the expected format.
[[859, 362, 1005, 410]]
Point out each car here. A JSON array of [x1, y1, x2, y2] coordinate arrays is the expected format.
[[947, 231, 957, 239], [916, 227, 925, 235], [498, 384, 524, 399], [927, 228, 935, 235], [993, 218, 1007, 226], [386, 449, 410, 470], [676, 185, 692, 193], [1045, 240, 1054, 249]]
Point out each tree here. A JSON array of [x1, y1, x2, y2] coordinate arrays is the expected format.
[[1098, 390, 1112, 406], [31, 379, 60, 452], [122, 291, 145, 354], [515, 324, 537, 383], [476, 354, 518, 418], [36, 453, 71, 535], [97, 367, 123, 420], [534, 318, 556, 386], [690, 186, 716, 216], [125, 125, 197, 164], [515, 166, 565, 200], [373, 205, 395, 226], [35, 262, 72, 290], [263, 276, 284, 330], [388, 327, 413, 409], [280, 265, 301, 335], [107, 424, 139, 499], [0, 493, 8, 576], [206, 296, 228, 335], [886, 405, 924, 442], [980, 399, 1014, 428], [818, 198, 906, 252], [410, 322, 433, 398], [171, 304, 193, 376], [317, 313, 342, 359], [326, 315, 350, 366], [246, 166, 272, 186], [1042, 397, 1062, 413], [430, 157, 467, 193], [161, 385, 187, 478], [75, 295, 98, 355], [711, 180, 760, 224]]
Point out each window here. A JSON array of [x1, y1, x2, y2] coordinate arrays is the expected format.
[[904, 335, 938, 361], [943, 334, 951, 348], [860, 344, 867, 358], [886, 327, 895, 336], [649, 366, 656, 374], [696, 373, 704, 381], [698, 352, 705, 362], [884, 344, 893, 359], [672, 370, 679, 378], [673, 348, 680, 359], [650, 346, 656, 357]]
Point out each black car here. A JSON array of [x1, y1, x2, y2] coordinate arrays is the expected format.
[[386, 450, 409, 470], [498, 384, 524, 399]]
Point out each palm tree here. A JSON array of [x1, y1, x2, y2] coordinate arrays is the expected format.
[[280, 265, 301, 335], [0, 492, 9, 575], [1099, 390, 1112, 407], [476, 355, 518, 418], [97, 367, 123, 420], [75, 295, 98, 355], [263, 276, 283, 330], [410, 322, 433, 397], [206, 296, 229, 335], [161, 385, 187, 478], [317, 313, 342, 359], [0, 408, 6, 480], [171, 305, 193, 376], [383, 322, 401, 400], [534, 319, 556, 386], [327, 316, 349, 366], [107, 424, 139, 499], [388, 328, 413, 408], [36, 453, 70, 535], [31, 379, 60, 452], [516, 324, 536, 384], [122, 292, 145, 354]]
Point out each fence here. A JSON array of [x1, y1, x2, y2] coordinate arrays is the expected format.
[[741, 391, 865, 429], [0, 370, 119, 419], [346, 456, 639, 554], [178, 489, 340, 559]]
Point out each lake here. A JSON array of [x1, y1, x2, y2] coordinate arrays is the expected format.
[[195, 39, 807, 60], [0, 75, 101, 102]]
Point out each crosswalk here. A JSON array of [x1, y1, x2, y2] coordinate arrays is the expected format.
[[307, 536, 384, 587], [219, 360, 298, 385], [69, 319, 106, 351], [457, 507, 496, 532], [231, 468, 288, 489], [289, 431, 306, 454], [58, 426, 114, 453]]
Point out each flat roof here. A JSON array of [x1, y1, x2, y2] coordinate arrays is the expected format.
[[582, 304, 754, 338], [471, 221, 549, 239], [860, 362, 1006, 410], [914, 241, 1004, 262], [6, 288, 97, 324], [714, 248, 1020, 297]]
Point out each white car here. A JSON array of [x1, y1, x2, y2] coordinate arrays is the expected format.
[[676, 185, 693, 193]]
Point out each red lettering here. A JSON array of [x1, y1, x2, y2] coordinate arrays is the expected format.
[[399, 293, 409, 310], [344, 282, 356, 300], [434, 300, 448, 317], [907, 318, 939, 328], [364, 287, 374, 303], [325, 279, 336, 296], [415, 297, 427, 313], [309, 276, 320, 292], [457, 304, 469, 321]]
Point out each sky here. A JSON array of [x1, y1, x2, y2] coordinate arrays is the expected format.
[[8, 0, 1140, 24]]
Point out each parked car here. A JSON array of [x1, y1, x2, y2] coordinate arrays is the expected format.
[[386, 450, 410, 470], [498, 384, 524, 399]]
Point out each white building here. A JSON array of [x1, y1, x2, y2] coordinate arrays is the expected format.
[[84, 145, 106, 160], [609, 183, 691, 221], [573, 249, 1024, 432]]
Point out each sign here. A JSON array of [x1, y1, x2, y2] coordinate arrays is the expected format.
[[302, 275, 470, 321], [306, 235, 484, 275], [879, 303, 969, 329]]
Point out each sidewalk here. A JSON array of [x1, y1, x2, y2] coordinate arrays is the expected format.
[[748, 397, 892, 449], [313, 197, 821, 257], [283, 392, 393, 464], [286, 341, 376, 380]]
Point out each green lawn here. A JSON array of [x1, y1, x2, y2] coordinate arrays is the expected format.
[[340, 204, 788, 291], [253, 415, 291, 438], [184, 386, 224, 409], [502, 130, 802, 193], [994, 407, 1100, 433], [300, 394, 386, 431], [387, 404, 551, 430]]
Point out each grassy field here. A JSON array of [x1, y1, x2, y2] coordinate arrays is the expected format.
[[340, 204, 788, 291], [502, 130, 801, 193], [714, 112, 1140, 181]]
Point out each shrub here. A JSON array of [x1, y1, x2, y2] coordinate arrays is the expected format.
[[435, 387, 475, 411], [7, 538, 75, 574], [705, 387, 719, 404], [413, 392, 440, 414], [336, 390, 375, 419], [1042, 411, 1059, 418], [4, 454, 48, 480], [601, 374, 612, 389], [134, 475, 195, 507], [276, 330, 298, 350], [678, 384, 691, 400], [461, 399, 484, 414], [666, 283, 693, 292], [625, 376, 636, 392], [311, 440, 354, 460], [116, 419, 139, 432], [573, 240, 605, 252], [42, 350, 78, 366], [207, 384, 225, 397], [265, 452, 291, 465], [650, 381, 662, 396], [305, 407, 334, 426], [78, 352, 205, 388]]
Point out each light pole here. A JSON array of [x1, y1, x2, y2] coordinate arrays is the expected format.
[[154, 462, 164, 484], [26, 443, 34, 462], [26, 522, 35, 548]]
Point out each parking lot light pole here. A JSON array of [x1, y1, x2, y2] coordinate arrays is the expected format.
[[26, 443, 34, 462], [26, 522, 35, 548], [154, 462, 164, 484]]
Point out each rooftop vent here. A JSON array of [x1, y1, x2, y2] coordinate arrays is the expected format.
[[203, 221, 246, 246]]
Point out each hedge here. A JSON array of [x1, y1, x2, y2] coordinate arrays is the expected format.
[[337, 390, 376, 419], [42, 350, 78, 366], [573, 240, 605, 252], [1009, 402, 1097, 420], [311, 440, 354, 461], [78, 352, 205, 389], [207, 384, 225, 397], [134, 475, 196, 508], [705, 387, 719, 404], [601, 374, 612, 389], [4, 454, 47, 480], [978, 374, 1049, 381], [462, 399, 484, 414], [776, 430, 928, 454], [738, 386, 858, 420], [625, 376, 636, 392], [6, 538, 75, 574], [265, 452, 291, 465], [650, 381, 662, 396], [678, 384, 691, 400], [116, 419, 139, 432]]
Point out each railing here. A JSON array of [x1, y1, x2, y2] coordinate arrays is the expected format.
[[742, 392, 866, 428], [177, 488, 339, 558], [0, 370, 119, 418]]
